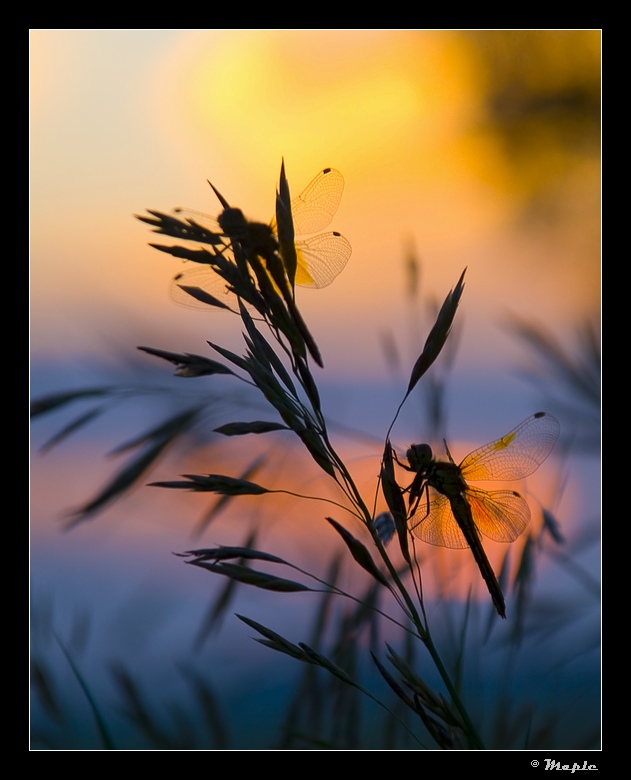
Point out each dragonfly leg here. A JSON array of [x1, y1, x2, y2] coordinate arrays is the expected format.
[[408, 474, 430, 519]]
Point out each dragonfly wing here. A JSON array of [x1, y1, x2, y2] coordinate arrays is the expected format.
[[290, 168, 345, 235], [409, 490, 470, 549], [170, 265, 236, 310], [173, 170, 345, 244], [465, 487, 530, 543], [294, 232, 352, 288], [459, 412, 560, 482], [170, 208, 227, 243]]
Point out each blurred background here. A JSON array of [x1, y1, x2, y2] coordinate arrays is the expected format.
[[30, 30, 600, 749]]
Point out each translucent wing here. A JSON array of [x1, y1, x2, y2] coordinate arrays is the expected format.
[[464, 487, 530, 543], [294, 232, 352, 288], [287, 168, 345, 235], [409, 486, 531, 548], [172, 230, 352, 304], [410, 490, 470, 549], [170, 265, 236, 310], [459, 412, 560, 482], [171, 208, 226, 243], [174, 168, 345, 242]]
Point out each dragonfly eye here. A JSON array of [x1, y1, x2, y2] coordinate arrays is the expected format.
[[406, 443, 432, 472]]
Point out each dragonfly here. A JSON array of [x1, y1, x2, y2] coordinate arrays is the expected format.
[[402, 412, 561, 618], [163, 167, 352, 309]]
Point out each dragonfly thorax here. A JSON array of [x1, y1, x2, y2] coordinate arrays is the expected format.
[[218, 209, 279, 258], [428, 459, 468, 497], [406, 444, 469, 504]]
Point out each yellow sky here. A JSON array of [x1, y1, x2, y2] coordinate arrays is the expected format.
[[30, 30, 600, 380]]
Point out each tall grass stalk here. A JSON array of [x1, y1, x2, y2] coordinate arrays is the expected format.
[[135, 162, 535, 749], [31, 163, 588, 750]]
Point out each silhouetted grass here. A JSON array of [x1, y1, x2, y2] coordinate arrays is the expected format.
[[31, 163, 599, 750]]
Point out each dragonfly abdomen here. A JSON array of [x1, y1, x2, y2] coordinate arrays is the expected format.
[[447, 491, 506, 618]]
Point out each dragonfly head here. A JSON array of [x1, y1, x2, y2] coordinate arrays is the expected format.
[[406, 443, 433, 473], [217, 207, 249, 239]]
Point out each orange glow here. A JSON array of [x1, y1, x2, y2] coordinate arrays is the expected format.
[[154, 31, 461, 180], [30, 424, 580, 611], [31, 30, 600, 376], [30, 33, 600, 751]]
